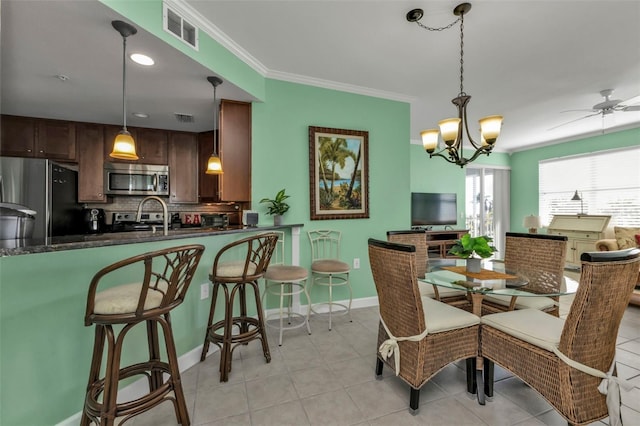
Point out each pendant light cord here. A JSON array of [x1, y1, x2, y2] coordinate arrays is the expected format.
[[122, 35, 128, 132], [459, 12, 465, 96]]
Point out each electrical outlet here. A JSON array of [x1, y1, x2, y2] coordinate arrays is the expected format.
[[200, 283, 209, 300], [353, 258, 360, 269]]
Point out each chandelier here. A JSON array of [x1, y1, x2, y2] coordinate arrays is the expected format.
[[407, 3, 503, 167]]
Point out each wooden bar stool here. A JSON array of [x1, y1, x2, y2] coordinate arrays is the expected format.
[[81, 244, 205, 426], [200, 233, 278, 382]]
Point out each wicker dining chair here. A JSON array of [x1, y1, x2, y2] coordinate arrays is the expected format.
[[481, 232, 568, 316], [368, 238, 480, 413], [81, 244, 205, 426], [386, 230, 468, 307], [481, 248, 640, 426]]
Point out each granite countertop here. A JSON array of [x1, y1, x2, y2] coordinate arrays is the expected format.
[[0, 224, 303, 257]]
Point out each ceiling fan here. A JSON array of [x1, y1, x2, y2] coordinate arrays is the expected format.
[[549, 89, 640, 130]]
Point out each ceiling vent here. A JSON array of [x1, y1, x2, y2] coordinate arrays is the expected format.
[[163, 2, 199, 50], [174, 113, 195, 123]]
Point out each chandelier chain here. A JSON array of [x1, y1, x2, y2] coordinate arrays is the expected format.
[[415, 17, 461, 32], [459, 13, 465, 96]]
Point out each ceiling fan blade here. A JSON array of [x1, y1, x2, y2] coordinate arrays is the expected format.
[[622, 105, 640, 112], [547, 112, 601, 131], [559, 109, 594, 113]]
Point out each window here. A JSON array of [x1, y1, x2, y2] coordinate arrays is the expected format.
[[539, 147, 640, 227]]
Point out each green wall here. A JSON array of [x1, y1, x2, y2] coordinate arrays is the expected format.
[[251, 78, 410, 304]]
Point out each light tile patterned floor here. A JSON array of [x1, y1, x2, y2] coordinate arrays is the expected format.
[[129, 298, 640, 426]]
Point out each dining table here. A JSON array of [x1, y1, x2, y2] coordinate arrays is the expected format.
[[420, 258, 579, 403]]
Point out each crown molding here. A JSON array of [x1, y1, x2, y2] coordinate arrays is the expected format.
[[167, 0, 414, 104]]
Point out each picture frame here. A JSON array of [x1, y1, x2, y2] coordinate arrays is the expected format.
[[309, 126, 369, 220]]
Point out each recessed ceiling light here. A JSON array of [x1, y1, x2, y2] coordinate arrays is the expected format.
[[130, 53, 154, 66], [132, 112, 149, 118]]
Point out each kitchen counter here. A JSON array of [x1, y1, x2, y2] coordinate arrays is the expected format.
[[0, 224, 304, 257]]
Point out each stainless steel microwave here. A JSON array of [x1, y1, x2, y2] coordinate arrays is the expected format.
[[104, 163, 169, 196]]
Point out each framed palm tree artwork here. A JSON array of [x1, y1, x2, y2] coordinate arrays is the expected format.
[[309, 126, 369, 220]]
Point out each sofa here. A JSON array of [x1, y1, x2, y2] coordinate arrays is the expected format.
[[596, 226, 640, 306]]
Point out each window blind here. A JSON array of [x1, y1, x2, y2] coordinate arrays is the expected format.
[[539, 147, 640, 227]]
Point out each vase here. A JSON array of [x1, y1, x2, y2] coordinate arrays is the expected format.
[[466, 257, 482, 273], [273, 215, 283, 226]]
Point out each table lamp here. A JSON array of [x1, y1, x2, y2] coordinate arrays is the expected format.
[[523, 215, 541, 234]]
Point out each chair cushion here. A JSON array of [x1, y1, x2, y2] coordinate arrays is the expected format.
[[265, 264, 308, 281], [482, 293, 557, 311], [94, 282, 167, 315], [418, 281, 467, 299], [311, 259, 350, 274], [217, 260, 257, 277], [421, 296, 480, 333], [481, 308, 564, 352]]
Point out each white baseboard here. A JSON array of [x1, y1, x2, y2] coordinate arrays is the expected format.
[[57, 297, 378, 426]]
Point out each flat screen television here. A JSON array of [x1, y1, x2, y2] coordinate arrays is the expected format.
[[411, 192, 458, 226]]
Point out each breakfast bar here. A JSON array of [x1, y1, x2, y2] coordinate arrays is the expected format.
[[0, 224, 302, 425]]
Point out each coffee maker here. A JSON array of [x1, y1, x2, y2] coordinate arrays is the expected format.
[[82, 208, 105, 234]]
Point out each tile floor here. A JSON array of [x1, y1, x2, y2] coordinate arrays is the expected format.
[[127, 289, 640, 426]]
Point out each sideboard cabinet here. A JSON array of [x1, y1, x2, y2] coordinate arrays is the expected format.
[[425, 229, 469, 258], [547, 215, 611, 265]]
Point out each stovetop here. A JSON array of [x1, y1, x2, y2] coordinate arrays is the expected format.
[[110, 212, 167, 233]]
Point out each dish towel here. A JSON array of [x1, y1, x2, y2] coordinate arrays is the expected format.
[[552, 347, 633, 426], [378, 315, 429, 376]]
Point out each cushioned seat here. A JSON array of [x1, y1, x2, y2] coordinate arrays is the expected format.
[[81, 245, 205, 426], [308, 230, 352, 330], [481, 249, 640, 425], [200, 233, 279, 382], [481, 293, 557, 311], [368, 238, 481, 413], [262, 231, 311, 346]]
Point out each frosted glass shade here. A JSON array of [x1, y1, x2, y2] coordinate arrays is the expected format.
[[205, 154, 224, 174], [420, 129, 439, 153], [110, 130, 139, 160], [479, 115, 503, 145], [438, 118, 461, 146]]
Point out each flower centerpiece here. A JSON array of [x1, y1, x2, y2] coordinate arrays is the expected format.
[[448, 234, 497, 272], [259, 189, 290, 226]]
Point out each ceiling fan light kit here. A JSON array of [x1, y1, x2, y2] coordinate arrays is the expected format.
[[110, 20, 139, 160], [407, 2, 503, 167]]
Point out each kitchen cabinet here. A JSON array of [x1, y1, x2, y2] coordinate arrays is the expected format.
[[77, 123, 107, 203], [198, 100, 252, 202], [1, 115, 76, 161], [547, 214, 611, 265], [103, 125, 167, 165], [168, 131, 199, 203]]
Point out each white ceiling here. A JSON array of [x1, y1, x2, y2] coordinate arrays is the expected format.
[[2, 0, 640, 153]]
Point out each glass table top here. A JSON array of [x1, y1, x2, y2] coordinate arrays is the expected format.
[[422, 259, 579, 297]]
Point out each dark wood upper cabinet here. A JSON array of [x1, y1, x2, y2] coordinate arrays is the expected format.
[[169, 131, 199, 204], [103, 126, 167, 165], [218, 100, 251, 202], [37, 119, 76, 161], [1, 115, 76, 161], [1, 115, 36, 157], [77, 123, 107, 203]]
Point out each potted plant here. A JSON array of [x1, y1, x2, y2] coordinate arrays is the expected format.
[[448, 234, 497, 272], [260, 189, 290, 225]]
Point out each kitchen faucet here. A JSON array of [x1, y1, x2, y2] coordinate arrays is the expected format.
[[136, 196, 169, 236]]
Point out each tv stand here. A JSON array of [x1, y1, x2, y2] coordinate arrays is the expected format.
[[425, 229, 468, 258]]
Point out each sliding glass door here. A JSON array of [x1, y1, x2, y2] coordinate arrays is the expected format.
[[465, 167, 510, 255]]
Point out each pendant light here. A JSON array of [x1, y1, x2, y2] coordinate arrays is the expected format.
[[205, 76, 224, 174], [110, 20, 139, 160]]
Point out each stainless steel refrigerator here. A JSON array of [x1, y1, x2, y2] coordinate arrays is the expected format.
[[0, 157, 83, 240]]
